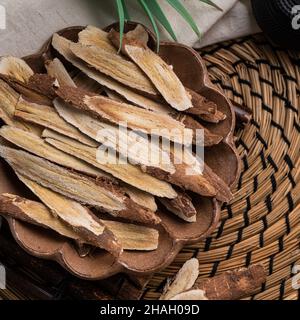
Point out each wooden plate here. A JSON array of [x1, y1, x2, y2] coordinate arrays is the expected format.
[[0, 22, 241, 280]]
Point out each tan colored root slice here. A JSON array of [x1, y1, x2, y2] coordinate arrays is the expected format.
[[157, 145, 232, 202], [104, 86, 171, 114], [0, 193, 82, 240], [56, 86, 193, 145], [194, 264, 266, 300], [45, 58, 77, 88], [69, 42, 158, 96], [15, 97, 97, 147], [160, 258, 199, 300], [109, 26, 193, 111], [43, 129, 177, 199], [93, 70, 173, 114], [105, 88, 223, 147], [102, 219, 159, 251], [0, 56, 34, 83], [145, 147, 217, 199], [78, 25, 117, 54], [170, 290, 208, 300], [200, 109, 227, 123], [15, 176, 122, 257], [0, 78, 34, 130], [0, 125, 105, 178], [54, 98, 175, 175], [123, 185, 157, 212], [159, 192, 196, 223], [203, 164, 233, 203]]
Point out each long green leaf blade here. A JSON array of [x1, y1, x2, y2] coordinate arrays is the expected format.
[[147, 0, 177, 41], [121, 0, 131, 20], [138, 0, 160, 51], [166, 0, 201, 38], [199, 0, 223, 11], [115, 0, 125, 52]]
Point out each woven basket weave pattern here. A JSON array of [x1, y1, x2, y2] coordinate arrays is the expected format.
[[144, 34, 300, 300]]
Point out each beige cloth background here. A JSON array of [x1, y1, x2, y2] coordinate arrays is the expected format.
[[0, 0, 260, 58]]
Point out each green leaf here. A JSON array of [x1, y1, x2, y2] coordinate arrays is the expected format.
[[166, 0, 201, 38], [138, 0, 160, 52], [121, 0, 130, 20], [146, 0, 177, 41], [115, 0, 125, 52], [199, 0, 223, 11]]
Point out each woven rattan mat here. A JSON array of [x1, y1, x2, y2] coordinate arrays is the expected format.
[[143, 34, 300, 301]]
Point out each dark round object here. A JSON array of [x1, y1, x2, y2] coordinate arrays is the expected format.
[[252, 0, 300, 49]]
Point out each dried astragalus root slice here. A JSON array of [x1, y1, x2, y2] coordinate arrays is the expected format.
[[78, 25, 117, 54], [15, 176, 122, 257], [160, 258, 199, 300], [0, 79, 42, 135], [56, 85, 193, 145], [158, 145, 232, 202], [0, 146, 160, 225], [70, 41, 157, 97], [194, 264, 266, 300], [0, 193, 84, 241], [105, 87, 223, 147], [108, 25, 193, 111], [0, 79, 23, 126], [104, 84, 172, 114], [42, 129, 177, 199], [101, 219, 159, 251], [45, 58, 77, 88], [122, 185, 157, 212], [15, 97, 97, 147], [0, 56, 34, 83]]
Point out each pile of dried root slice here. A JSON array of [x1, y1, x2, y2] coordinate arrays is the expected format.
[[0, 25, 232, 260]]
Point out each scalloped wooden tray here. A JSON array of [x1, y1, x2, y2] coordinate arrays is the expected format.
[[0, 22, 241, 280]]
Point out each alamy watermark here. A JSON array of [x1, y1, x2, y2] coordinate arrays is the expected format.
[[292, 5, 300, 30], [95, 124, 205, 176], [0, 5, 6, 30]]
